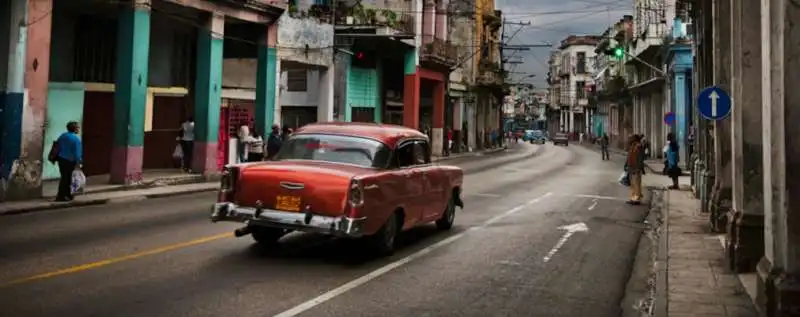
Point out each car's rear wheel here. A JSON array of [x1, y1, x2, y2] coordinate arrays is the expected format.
[[370, 213, 400, 256], [436, 197, 456, 230], [251, 227, 286, 246]]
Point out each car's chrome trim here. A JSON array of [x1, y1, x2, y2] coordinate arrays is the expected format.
[[210, 202, 367, 238], [280, 181, 305, 190]]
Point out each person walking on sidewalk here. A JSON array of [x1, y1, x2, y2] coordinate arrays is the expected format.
[[266, 124, 283, 159], [179, 116, 195, 172], [600, 133, 610, 160], [665, 132, 681, 189], [55, 121, 83, 202], [625, 134, 646, 205], [242, 129, 265, 162]]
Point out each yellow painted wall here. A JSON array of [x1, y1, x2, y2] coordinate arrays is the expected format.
[[83, 83, 189, 132]]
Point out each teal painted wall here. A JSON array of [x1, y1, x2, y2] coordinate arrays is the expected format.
[[113, 7, 150, 148], [255, 46, 277, 133], [346, 66, 379, 119], [374, 58, 383, 123], [42, 83, 85, 180], [404, 47, 417, 74], [194, 31, 223, 143]]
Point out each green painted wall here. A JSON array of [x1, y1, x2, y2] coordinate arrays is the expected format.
[[113, 7, 150, 147], [42, 83, 85, 180], [194, 31, 223, 143], [404, 47, 417, 75], [374, 58, 383, 123], [255, 46, 277, 133]]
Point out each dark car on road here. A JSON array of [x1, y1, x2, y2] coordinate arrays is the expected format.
[[552, 133, 569, 146]]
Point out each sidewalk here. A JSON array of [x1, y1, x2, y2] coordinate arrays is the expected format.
[[0, 146, 512, 216], [650, 181, 757, 316]]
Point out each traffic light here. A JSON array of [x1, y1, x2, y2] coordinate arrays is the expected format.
[[613, 47, 624, 58], [603, 39, 625, 60], [355, 51, 364, 60]]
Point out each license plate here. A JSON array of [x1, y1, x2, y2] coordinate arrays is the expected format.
[[275, 195, 302, 212]]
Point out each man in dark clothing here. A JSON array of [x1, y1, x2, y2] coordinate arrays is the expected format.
[[55, 121, 83, 202], [267, 124, 283, 159], [600, 133, 610, 160]]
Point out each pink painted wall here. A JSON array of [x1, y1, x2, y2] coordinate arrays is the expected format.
[[435, 0, 447, 40], [24, 0, 53, 166]]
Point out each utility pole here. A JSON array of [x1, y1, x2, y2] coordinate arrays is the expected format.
[[498, 20, 531, 146]]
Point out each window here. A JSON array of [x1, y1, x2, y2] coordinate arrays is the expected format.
[[576, 52, 586, 73], [286, 69, 307, 92], [576, 81, 586, 99], [394, 140, 430, 167], [272, 134, 391, 168]]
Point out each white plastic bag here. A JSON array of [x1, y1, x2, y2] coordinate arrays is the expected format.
[[172, 144, 183, 159], [618, 171, 630, 187], [71, 169, 86, 194]]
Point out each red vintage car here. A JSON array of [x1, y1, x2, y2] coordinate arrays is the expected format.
[[210, 122, 465, 255]]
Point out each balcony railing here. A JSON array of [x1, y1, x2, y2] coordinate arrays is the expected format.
[[334, 6, 415, 35], [420, 38, 458, 67]]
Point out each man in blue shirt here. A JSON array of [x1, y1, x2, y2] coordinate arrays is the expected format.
[[55, 121, 83, 201]]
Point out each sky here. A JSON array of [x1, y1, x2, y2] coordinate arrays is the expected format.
[[495, 0, 632, 90]]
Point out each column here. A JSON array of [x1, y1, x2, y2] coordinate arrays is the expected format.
[[568, 108, 574, 134], [434, 0, 447, 40], [192, 13, 224, 176], [727, 0, 764, 272], [111, 0, 150, 185], [758, 0, 800, 313], [255, 23, 278, 135], [402, 48, 420, 130], [422, 0, 435, 45], [709, 0, 733, 231], [452, 97, 463, 153], [675, 70, 689, 168], [430, 81, 445, 156], [373, 58, 383, 123], [1, 0, 52, 200], [317, 66, 334, 122]]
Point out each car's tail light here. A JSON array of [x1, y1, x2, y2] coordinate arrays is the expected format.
[[218, 166, 239, 202], [348, 178, 364, 207]]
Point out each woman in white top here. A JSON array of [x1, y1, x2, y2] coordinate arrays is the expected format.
[[243, 129, 265, 162], [180, 117, 195, 172]]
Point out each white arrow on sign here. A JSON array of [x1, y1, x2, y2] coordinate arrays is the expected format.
[[709, 90, 719, 117], [543, 222, 589, 263]]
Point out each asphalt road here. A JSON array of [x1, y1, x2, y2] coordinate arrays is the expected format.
[[0, 142, 650, 317]]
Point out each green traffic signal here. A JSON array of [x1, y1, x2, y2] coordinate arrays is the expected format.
[[613, 47, 624, 58]]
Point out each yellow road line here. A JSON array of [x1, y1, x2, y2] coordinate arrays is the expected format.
[[0, 232, 232, 288]]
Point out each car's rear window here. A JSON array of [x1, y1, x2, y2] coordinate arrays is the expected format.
[[556, 133, 567, 138], [271, 134, 391, 168]]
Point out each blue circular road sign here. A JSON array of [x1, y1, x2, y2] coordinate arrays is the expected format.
[[697, 86, 732, 120], [664, 112, 675, 125]]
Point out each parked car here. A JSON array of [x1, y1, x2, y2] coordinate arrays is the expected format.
[[552, 133, 569, 146], [210, 122, 465, 255]]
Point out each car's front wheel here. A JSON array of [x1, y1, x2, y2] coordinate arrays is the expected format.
[[436, 197, 456, 230]]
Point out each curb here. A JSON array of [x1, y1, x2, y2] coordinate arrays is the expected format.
[[653, 188, 670, 317], [0, 185, 219, 216]]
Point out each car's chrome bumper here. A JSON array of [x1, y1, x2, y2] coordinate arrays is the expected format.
[[210, 202, 368, 238]]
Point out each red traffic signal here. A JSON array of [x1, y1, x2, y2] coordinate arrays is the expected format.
[[355, 51, 364, 59]]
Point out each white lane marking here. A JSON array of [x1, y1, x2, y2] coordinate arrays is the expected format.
[[273, 192, 553, 317], [587, 199, 598, 210], [527, 192, 553, 205], [568, 194, 625, 201], [542, 222, 589, 263], [472, 193, 502, 198]]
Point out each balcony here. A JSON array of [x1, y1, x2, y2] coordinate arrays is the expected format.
[[334, 5, 416, 39], [420, 39, 459, 70], [476, 60, 503, 86]]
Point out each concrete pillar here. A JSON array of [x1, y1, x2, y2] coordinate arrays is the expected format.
[[434, 0, 447, 40], [725, 0, 764, 273], [568, 108, 574, 134], [192, 12, 224, 176], [0, 0, 52, 200], [452, 97, 462, 153], [317, 66, 334, 122], [675, 70, 689, 168], [111, 0, 150, 185], [402, 48, 420, 130], [255, 23, 278, 135], [710, 0, 733, 231], [422, 0, 435, 45], [757, 0, 800, 313], [431, 81, 445, 156], [374, 59, 382, 123]]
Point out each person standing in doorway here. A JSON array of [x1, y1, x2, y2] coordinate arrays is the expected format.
[[55, 121, 83, 202], [237, 121, 251, 163], [179, 116, 195, 172], [267, 124, 283, 159], [243, 129, 265, 162], [600, 133, 610, 160], [625, 134, 646, 204]]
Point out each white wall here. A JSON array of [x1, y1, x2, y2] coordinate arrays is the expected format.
[[222, 58, 321, 107]]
